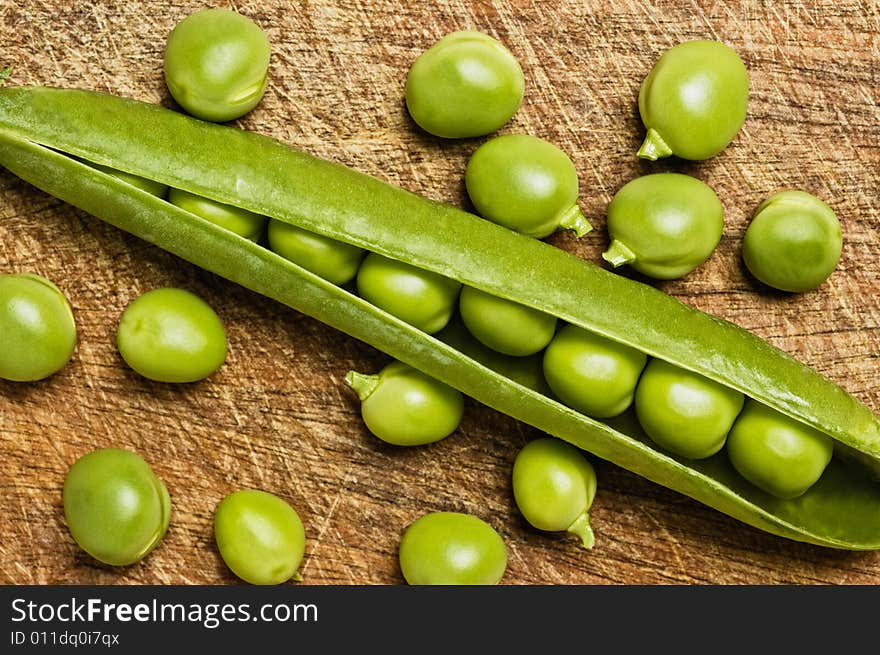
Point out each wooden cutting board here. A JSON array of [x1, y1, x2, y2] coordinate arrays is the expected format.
[[1, 0, 878, 585]]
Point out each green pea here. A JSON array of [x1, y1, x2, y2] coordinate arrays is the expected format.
[[436, 317, 552, 395], [635, 359, 744, 459], [465, 134, 590, 238], [214, 489, 306, 585], [267, 218, 365, 285], [742, 190, 842, 293], [345, 360, 464, 447], [63, 448, 171, 566], [458, 286, 557, 357], [512, 437, 597, 548], [398, 511, 507, 585], [0, 273, 76, 381], [543, 324, 647, 418], [91, 162, 167, 197], [602, 173, 724, 280], [168, 188, 267, 241], [638, 40, 749, 161], [164, 8, 270, 123], [727, 400, 833, 499], [480, 350, 549, 396], [356, 252, 461, 334], [117, 288, 227, 383], [405, 31, 524, 138]]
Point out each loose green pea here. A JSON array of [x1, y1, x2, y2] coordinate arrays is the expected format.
[[356, 252, 461, 334], [63, 448, 171, 566], [465, 134, 590, 238], [168, 188, 267, 241], [638, 40, 749, 161], [398, 511, 507, 585], [405, 31, 524, 138], [164, 8, 270, 122], [267, 218, 365, 285], [214, 489, 306, 585], [91, 162, 168, 197], [117, 288, 227, 383], [742, 190, 842, 293], [543, 324, 647, 418], [458, 286, 557, 357], [602, 173, 724, 280], [345, 360, 464, 447], [727, 400, 833, 499], [512, 437, 598, 548], [0, 273, 76, 381], [635, 359, 744, 459]]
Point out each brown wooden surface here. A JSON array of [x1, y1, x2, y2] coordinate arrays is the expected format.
[[1, 0, 878, 585]]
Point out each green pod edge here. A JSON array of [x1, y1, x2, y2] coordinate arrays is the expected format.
[[1, 86, 879, 549]]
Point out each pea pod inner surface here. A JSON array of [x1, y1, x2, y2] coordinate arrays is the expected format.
[[1, 86, 878, 550]]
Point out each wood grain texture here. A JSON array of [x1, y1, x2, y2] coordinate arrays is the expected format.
[[1, 0, 878, 585]]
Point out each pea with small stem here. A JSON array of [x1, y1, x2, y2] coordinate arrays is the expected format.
[[637, 40, 749, 161], [513, 438, 598, 548], [465, 134, 590, 238], [346, 360, 464, 447], [602, 173, 724, 280]]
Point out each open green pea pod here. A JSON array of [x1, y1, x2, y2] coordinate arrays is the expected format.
[[1, 87, 879, 549]]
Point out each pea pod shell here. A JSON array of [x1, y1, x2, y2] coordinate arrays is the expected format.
[[1, 86, 879, 549]]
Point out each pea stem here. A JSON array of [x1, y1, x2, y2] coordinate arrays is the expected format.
[[601, 239, 636, 268], [637, 128, 673, 161], [345, 370, 380, 401], [566, 511, 595, 549], [557, 204, 592, 238]]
